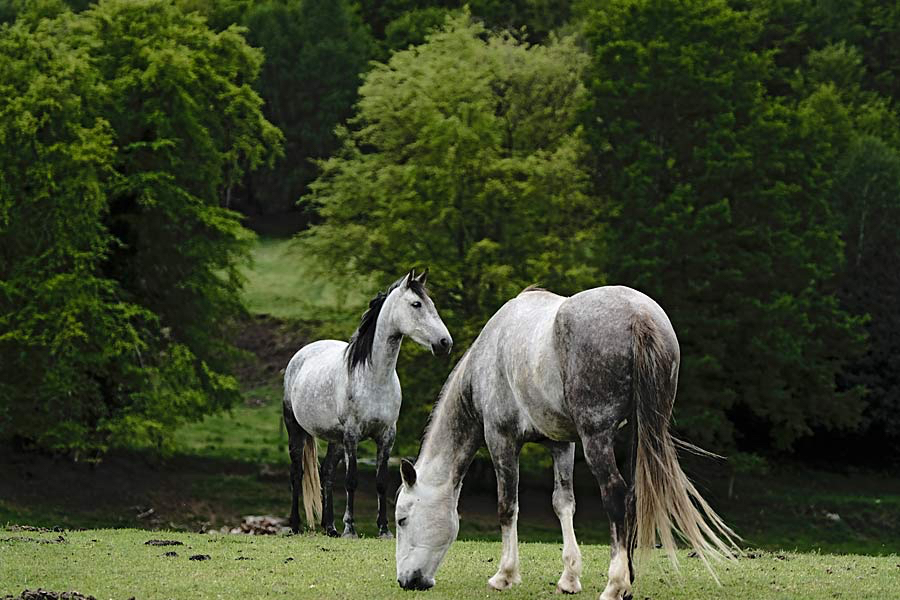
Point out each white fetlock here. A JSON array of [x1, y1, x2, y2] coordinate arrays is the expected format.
[[599, 553, 630, 600], [555, 573, 582, 594]]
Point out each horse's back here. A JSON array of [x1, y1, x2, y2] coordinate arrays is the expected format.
[[469, 289, 569, 440], [555, 285, 677, 355], [473, 285, 678, 441]]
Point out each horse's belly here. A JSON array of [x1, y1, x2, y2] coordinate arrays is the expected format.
[[514, 371, 576, 441], [507, 327, 576, 441]]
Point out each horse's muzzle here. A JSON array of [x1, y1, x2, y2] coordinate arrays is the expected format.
[[431, 337, 452, 356], [398, 570, 434, 591]]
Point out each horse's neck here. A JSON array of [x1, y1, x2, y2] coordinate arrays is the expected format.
[[366, 292, 403, 382], [418, 358, 482, 489]]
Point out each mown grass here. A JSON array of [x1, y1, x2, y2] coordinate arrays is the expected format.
[[2, 528, 898, 600]]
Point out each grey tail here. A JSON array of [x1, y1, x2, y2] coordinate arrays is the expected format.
[[630, 312, 740, 582]]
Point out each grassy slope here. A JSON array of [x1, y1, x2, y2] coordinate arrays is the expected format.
[[241, 236, 367, 322], [2, 529, 898, 600]]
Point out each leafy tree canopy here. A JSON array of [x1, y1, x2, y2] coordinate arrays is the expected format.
[[300, 12, 601, 445], [582, 0, 865, 451], [0, 0, 281, 455]]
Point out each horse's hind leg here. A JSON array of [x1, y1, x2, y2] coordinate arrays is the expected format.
[[283, 403, 309, 534], [320, 441, 343, 537], [546, 441, 582, 594], [582, 430, 632, 600], [375, 426, 396, 539], [485, 430, 523, 591]]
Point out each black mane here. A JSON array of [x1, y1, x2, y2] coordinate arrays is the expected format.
[[346, 275, 427, 372]]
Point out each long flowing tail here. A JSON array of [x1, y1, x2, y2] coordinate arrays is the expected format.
[[631, 313, 739, 581], [301, 436, 322, 526]]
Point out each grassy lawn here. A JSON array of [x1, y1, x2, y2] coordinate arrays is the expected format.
[[241, 236, 368, 322], [4, 234, 899, 599], [2, 528, 898, 600], [172, 384, 288, 465]]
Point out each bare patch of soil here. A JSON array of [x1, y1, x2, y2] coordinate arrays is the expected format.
[[232, 315, 310, 388], [6, 525, 64, 533], [0, 536, 65, 544], [3, 590, 96, 600], [143, 539, 183, 546]]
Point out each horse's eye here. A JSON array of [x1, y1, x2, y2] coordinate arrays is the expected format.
[[411, 301, 422, 309], [398, 517, 407, 527]]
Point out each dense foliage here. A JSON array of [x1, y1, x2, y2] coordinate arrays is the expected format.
[[3, 0, 900, 461], [240, 0, 373, 213], [581, 0, 866, 450], [0, 0, 280, 454], [300, 14, 600, 443]]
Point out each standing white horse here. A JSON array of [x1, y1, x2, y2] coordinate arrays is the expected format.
[[283, 269, 451, 538], [395, 285, 738, 598]]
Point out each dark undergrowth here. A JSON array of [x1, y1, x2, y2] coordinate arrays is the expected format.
[[2, 437, 898, 555]]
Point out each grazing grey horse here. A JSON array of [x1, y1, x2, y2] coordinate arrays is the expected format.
[[395, 285, 738, 599], [283, 269, 451, 538]]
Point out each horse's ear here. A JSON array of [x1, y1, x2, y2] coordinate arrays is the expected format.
[[404, 269, 416, 288], [416, 267, 428, 285], [400, 459, 417, 487]]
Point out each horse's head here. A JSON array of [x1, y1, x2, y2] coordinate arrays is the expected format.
[[389, 269, 452, 355], [395, 459, 458, 590]]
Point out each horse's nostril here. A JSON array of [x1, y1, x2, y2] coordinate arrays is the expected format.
[[440, 338, 450, 348]]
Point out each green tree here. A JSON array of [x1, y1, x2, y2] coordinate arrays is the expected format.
[[832, 136, 900, 444], [0, 0, 281, 454], [0, 11, 149, 453], [300, 14, 601, 446], [582, 0, 864, 451], [241, 0, 374, 214], [797, 44, 900, 450], [359, 0, 574, 56]]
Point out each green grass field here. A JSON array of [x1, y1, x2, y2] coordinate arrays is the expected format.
[[4, 234, 900, 599], [241, 236, 368, 321], [3, 528, 898, 600]]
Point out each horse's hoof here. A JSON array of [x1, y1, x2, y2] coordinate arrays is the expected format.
[[487, 572, 520, 591], [341, 530, 359, 539], [324, 528, 339, 538], [554, 578, 582, 594], [378, 530, 394, 540]]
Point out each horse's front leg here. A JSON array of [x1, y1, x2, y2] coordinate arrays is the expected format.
[[486, 431, 522, 591], [342, 430, 360, 538], [375, 426, 396, 539], [546, 441, 582, 594]]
